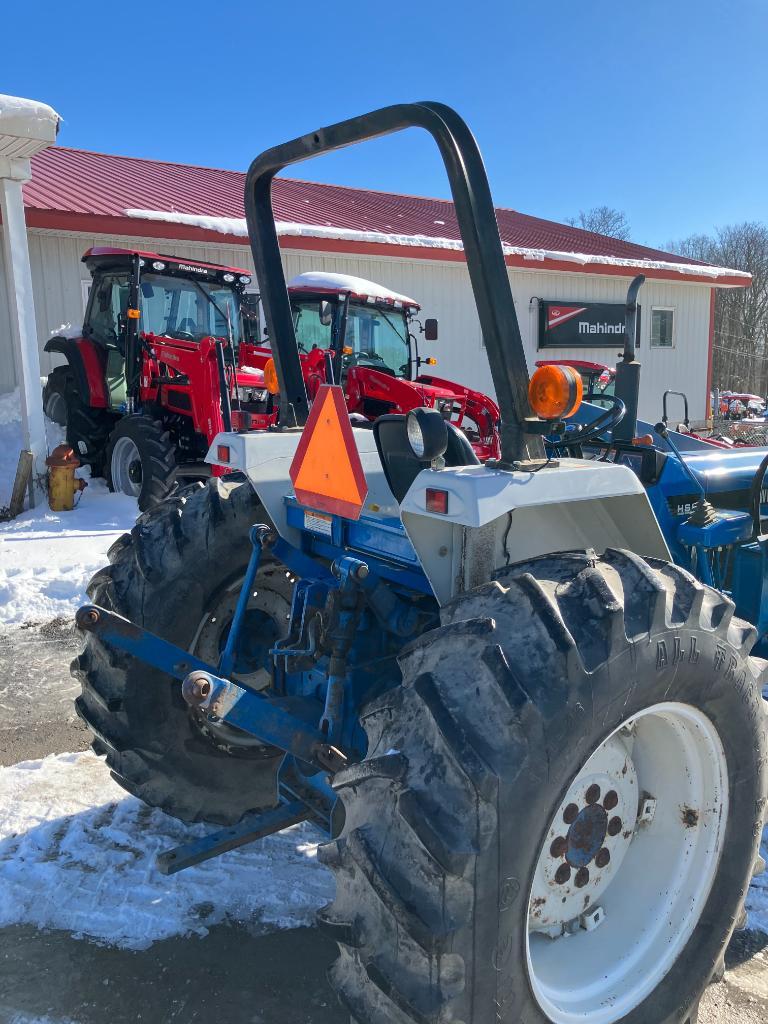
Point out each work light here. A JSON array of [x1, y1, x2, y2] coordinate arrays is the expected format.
[[406, 407, 448, 462]]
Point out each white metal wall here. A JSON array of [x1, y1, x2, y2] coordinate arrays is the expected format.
[[0, 226, 713, 421]]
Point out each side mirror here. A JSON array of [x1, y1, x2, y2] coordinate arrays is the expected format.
[[424, 318, 438, 342], [319, 300, 334, 327]]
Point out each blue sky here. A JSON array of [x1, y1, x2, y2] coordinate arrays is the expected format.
[[5, 0, 767, 248]]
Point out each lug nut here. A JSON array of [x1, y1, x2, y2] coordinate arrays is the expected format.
[[574, 867, 590, 888], [555, 863, 571, 885], [563, 803, 579, 825], [550, 836, 567, 858], [585, 784, 601, 805], [607, 816, 623, 836], [603, 790, 619, 810], [595, 848, 611, 869]]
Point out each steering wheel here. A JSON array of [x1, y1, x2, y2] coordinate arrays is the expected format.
[[165, 328, 195, 340], [549, 396, 626, 451]]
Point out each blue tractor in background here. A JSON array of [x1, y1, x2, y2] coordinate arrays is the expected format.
[[73, 104, 767, 1024], [544, 275, 768, 654]]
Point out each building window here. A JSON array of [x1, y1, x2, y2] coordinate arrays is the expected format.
[[651, 307, 674, 348]]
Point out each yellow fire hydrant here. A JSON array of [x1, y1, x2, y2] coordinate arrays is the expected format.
[[45, 445, 87, 512]]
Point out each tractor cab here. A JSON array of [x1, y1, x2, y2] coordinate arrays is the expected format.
[[288, 271, 427, 380], [78, 247, 257, 411], [255, 271, 501, 460]]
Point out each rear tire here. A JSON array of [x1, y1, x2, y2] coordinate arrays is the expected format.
[[65, 388, 114, 477], [42, 366, 72, 425], [106, 414, 177, 511], [73, 478, 291, 825], [320, 549, 768, 1024]]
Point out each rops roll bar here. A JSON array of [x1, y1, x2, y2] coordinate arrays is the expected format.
[[244, 102, 544, 464]]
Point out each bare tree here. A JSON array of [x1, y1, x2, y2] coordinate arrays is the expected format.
[[667, 223, 768, 396], [566, 206, 631, 240]]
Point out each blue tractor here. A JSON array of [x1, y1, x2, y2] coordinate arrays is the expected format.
[[73, 104, 767, 1024], [544, 278, 768, 654]]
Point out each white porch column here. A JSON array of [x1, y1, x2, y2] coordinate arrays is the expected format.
[[0, 161, 46, 501], [0, 95, 60, 508]]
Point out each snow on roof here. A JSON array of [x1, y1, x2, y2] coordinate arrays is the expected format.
[[288, 271, 419, 307], [0, 94, 60, 158], [123, 207, 748, 282], [0, 94, 60, 128], [22, 146, 751, 285]]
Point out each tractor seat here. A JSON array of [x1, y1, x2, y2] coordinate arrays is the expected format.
[[373, 413, 479, 503], [677, 508, 755, 549]]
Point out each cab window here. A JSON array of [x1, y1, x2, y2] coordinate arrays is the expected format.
[[293, 301, 333, 351], [85, 274, 129, 348]]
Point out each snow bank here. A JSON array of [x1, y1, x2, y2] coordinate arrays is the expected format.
[[124, 207, 751, 281], [0, 751, 332, 949], [0, 390, 138, 627]]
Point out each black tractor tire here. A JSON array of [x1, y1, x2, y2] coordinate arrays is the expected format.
[[65, 388, 115, 478], [72, 478, 292, 826], [42, 365, 72, 425], [320, 549, 768, 1024], [106, 414, 178, 511]]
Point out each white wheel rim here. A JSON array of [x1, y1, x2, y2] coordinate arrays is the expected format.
[[526, 702, 728, 1023], [111, 436, 142, 497]]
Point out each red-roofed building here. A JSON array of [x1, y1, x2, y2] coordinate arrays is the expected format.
[[0, 144, 751, 419]]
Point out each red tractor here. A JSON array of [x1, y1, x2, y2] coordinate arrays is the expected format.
[[248, 271, 500, 461], [43, 251, 500, 509], [43, 247, 270, 509]]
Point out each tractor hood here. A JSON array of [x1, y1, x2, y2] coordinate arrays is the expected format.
[[235, 366, 266, 386], [681, 447, 768, 496], [658, 444, 768, 519], [350, 367, 484, 411]]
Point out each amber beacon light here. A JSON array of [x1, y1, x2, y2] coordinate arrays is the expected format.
[[528, 364, 583, 420], [263, 358, 280, 395]]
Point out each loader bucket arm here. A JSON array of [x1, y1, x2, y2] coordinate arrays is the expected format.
[[244, 101, 544, 463]]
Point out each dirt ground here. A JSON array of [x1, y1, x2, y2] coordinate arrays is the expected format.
[[0, 918, 765, 1024], [0, 620, 766, 1024]]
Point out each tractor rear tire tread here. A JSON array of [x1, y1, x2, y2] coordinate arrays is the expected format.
[[73, 477, 286, 825], [42, 366, 73, 425], [64, 388, 115, 477], [321, 548, 768, 1024]]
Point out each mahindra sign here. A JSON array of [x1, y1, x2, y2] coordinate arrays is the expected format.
[[538, 300, 641, 349]]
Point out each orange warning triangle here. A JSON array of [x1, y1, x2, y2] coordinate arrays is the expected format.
[[289, 385, 368, 519]]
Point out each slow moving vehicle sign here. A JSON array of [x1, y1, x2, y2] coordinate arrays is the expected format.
[[539, 299, 640, 349], [289, 384, 368, 519]]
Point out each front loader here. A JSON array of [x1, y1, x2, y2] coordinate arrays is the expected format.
[[73, 103, 767, 1024]]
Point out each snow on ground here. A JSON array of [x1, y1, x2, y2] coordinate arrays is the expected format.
[[0, 389, 138, 628], [0, 751, 332, 949], [0, 750, 765, 951], [747, 824, 768, 934]]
